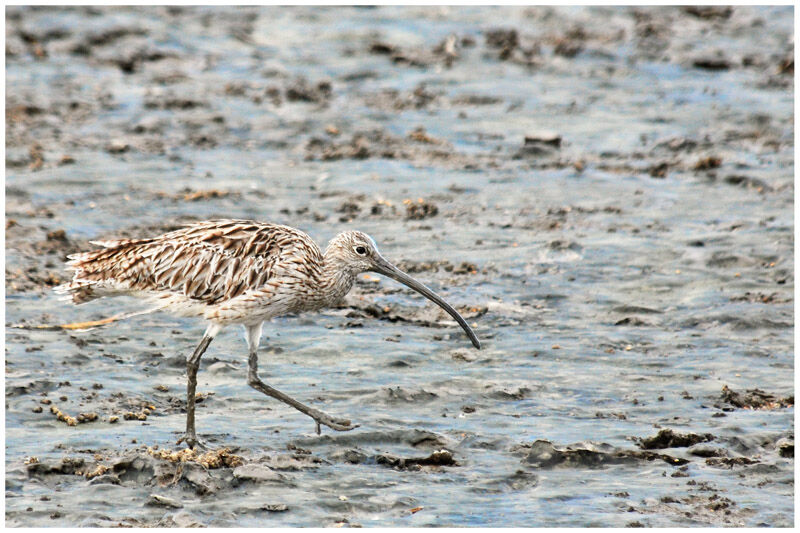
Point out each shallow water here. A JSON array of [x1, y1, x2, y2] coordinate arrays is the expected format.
[[5, 5, 794, 527]]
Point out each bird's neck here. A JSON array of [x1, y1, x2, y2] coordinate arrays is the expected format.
[[316, 249, 357, 306]]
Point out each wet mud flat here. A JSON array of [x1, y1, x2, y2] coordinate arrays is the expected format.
[[5, 5, 794, 527]]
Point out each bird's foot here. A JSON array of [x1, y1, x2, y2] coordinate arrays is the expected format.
[[245, 374, 359, 434], [310, 409, 359, 434], [176, 433, 211, 451]]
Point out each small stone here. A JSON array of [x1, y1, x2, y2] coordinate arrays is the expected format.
[[777, 438, 794, 458], [262, 504, 289, 512], [232, 463, 283, 482], [106, 139, 130, 154], [147, 494, 183, 508], [524, 132, 561, 147]]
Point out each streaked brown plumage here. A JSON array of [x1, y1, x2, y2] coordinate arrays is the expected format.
[[64, 221, 335, 316], [58, 219, 481, 448]]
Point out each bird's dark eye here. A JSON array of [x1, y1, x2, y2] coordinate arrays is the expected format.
[[355, 246, 367, 256]]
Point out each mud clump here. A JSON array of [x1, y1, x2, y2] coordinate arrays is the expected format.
[[692, 54, 732, 71], [716, 385, 793, 410], [405, 199, 438, 220], [407, 126, 443, 145], [146, 447, 244, 469], [517, 440, 688, 468], [331, 448, 457, 470], [36, 229, 78, 256], [629, 491, 749, 527], [76, 412, 99, 423], [777, 438, 794, 458], [22, 448, 265, 499], [524, 132, 562, 148], [693, 156, 722, 171], [376, 449, 457, 470], [143, 92, 206, 110], [303, 125, 489, 169], [683, 6, 733, 19], [649, 162, 670, 178], [637, 429, 715, 450], [5, 224, 83, 293], [49, 404, 77, 426], [180, 189, 231, 202], [336, 200, 361, 222], [722, 175, 771, 192], [453, 262, 479, 275], [704, 456, 758, 468], [368, 37, 460, 68], [516, 134, 562, 158], [285, 77, 332, 104], [485, 28, 519, 60], [27, 457, 88, 477], [84, 464, 110, 479], [729, 292, 790, 304], [363, 84, 440, 111], [305, 133, 372, 161]]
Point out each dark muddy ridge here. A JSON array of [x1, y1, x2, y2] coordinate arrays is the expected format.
[[5, 5, 794, 527]]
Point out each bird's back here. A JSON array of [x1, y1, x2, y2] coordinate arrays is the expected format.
[[58, 220, 324, 315]]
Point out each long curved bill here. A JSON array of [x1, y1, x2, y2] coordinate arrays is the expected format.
[[371, 256, 481, 350]]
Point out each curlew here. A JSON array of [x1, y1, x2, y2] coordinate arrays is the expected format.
[[57, 219, 480, 448]]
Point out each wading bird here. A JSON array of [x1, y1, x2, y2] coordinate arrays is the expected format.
[[57, 220, 481, 448]]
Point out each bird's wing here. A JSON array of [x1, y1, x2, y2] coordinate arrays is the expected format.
[[65, 220, 323, 305]]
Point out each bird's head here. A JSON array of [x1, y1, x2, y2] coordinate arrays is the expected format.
[[326, 230, 481, 350], [325, 230, 381, 275]]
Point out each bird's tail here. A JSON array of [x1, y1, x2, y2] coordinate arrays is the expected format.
[[53, 279, 99, 305], [56, 237, 155, 304]]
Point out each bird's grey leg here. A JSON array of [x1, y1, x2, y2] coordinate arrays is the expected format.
[[178, 323, 221, 449], [244, 323, 357, 434]]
